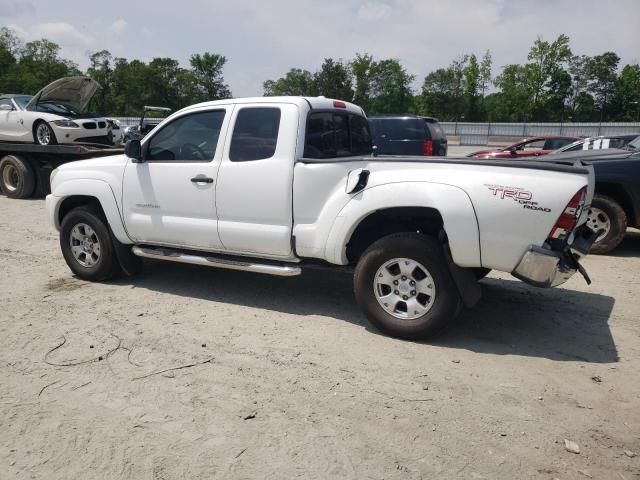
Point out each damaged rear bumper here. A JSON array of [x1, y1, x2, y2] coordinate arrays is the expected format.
[[512, 225, 596, 288]]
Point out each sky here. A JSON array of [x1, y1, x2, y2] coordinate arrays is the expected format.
[[1, 0, 639, 97]]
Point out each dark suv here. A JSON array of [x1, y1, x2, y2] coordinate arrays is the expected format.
[[368, 115, 448, 156]]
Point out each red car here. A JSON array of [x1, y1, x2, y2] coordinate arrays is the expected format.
[[467, 136, 580, 159]]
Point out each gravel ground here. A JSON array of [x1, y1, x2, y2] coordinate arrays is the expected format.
[[0, 195, 638, 480]]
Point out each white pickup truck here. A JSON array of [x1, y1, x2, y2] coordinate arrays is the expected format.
[[46, 97, 596, 339]]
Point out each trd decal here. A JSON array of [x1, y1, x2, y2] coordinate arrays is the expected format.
[[485, 185, 551, 213]]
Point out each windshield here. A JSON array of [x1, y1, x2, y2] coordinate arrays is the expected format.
[[13, 95, 32, 110], [625, 136, 640, 150], [30, 101, 79, 115]]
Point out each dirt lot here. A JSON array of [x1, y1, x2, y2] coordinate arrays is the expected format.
[[0, 195, 638, 480]]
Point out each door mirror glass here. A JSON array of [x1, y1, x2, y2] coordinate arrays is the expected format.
[[125, 139, 143, 162]]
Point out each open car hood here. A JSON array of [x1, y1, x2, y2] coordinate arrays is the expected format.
[[26, 76, 100, 112]]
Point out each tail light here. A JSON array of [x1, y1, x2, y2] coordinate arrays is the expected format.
[[548, 187, 587, 240], [333, 100, 346, 108], [422, 140, 433, 156]]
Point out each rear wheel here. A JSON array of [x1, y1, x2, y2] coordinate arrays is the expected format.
[[587, 195, 627, 254], [34, 121, 57, 146], [60, 206, 120, 281], [353, 233, 462, 340], [0, 155, 36, 199]]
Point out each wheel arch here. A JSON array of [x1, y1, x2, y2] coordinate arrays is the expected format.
[[595, 183, 638, 227], [325, 182, 481, 267], [51, 179, 131, 244]]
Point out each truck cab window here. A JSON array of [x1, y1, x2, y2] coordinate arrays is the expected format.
[[229, 107, 281, 162], [146, 110, 225, 162], [304, 112, 372, 158]]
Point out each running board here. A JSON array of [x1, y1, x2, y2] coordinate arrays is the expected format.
[[132, 246, 302, 277]]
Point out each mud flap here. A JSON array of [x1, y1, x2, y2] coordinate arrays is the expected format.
[[443, 245, 482, 308], [109, 230, 143, 276]]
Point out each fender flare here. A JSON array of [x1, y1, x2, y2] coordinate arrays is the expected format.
[[50, 178, 132, 244], [324, 182, 481, 267]]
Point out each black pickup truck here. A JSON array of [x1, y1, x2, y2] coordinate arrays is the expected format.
[[545, 137, 640, 253]]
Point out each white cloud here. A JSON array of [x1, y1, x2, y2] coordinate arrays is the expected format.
[[30, 22, 93, 46], [109, 19, 128, 34], [0, 0, 35, 17], [356, 2, 392, 22]]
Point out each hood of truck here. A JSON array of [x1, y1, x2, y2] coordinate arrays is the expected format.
[[26, 76, 100, 112]]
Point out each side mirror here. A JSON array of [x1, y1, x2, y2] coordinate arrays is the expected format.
[[125, 139, 143, 162], [0, 104, 13, 111], [508, 147, 517, 155]]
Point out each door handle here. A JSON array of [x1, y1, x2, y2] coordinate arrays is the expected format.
[[190, 177, 214, 183]]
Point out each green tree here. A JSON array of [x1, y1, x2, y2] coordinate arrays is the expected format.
[[493, 64, 532, 121], [189, 52, 231, 101], [586, 52, 620, 121], [479, 50, 492, 99], [313, 58, 353, 101], [616, 64, 640, 121], [350, 53, 375, 111], [420, 67, 457, 120], [263, 68, 316, 96], [368, 59, 414, 114], [7, 39, 79, 94], [110, 58, 150, 115], [86, 50, 113, 113], [567, 55, 595, 121], [463, 54, 480, 120], [526, 34, 572, 119]]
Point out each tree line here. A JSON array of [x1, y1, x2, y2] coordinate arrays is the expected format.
[[1, 26, 638, 122], [0, 27, 231, 116]]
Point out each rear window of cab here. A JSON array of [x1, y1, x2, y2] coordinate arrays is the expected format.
[[304, 112, 372, 158]]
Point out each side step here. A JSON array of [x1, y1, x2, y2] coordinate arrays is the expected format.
[[132, 246, 302, 277]]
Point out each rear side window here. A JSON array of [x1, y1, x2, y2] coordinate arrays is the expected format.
[[369, 118, 427, 141], [304, 112, 372, 158], [229, 107, 281, 162], [424, 119, 445, 140], [543, 138, 574, 150]]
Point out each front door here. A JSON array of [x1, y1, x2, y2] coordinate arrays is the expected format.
[[122, 107, 231, 250]]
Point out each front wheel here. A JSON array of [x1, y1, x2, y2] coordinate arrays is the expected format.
[[587, 195, 627, 254], [60, 206, 121, 281], [353, 233, 462, 340], [34, 121, 57, 146]]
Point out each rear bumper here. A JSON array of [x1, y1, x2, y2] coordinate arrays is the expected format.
[[512, 225, 596, 288]]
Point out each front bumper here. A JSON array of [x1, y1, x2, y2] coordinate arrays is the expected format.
[[45, 194, 61, 231], [512, 225, 596, 288]]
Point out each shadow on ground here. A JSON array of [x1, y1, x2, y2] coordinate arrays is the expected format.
[[122, 260, 616, 363], [607, 230, 640, 258]]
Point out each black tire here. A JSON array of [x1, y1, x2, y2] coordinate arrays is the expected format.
[[0, 154, 36, 199], [33, 120, 57, 146], [588, 195, 627, 254], [353, 232, 463, 340], [60, 206, 121, 281], [472, 268, 491, 280]]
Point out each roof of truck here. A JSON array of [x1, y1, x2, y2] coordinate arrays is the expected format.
[[183, 96, 364, 115]]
